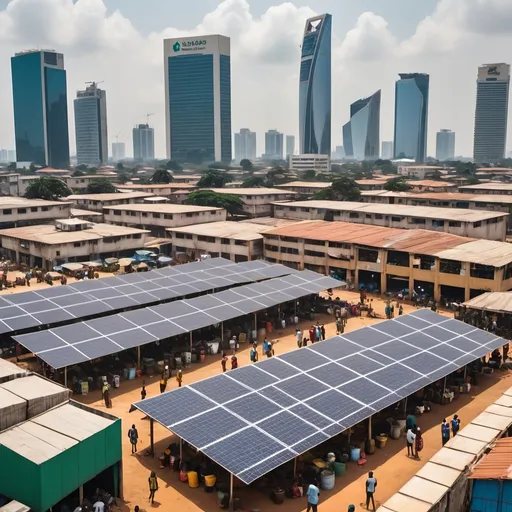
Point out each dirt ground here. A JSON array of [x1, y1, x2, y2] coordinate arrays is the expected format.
[[72, 290, 512, 512]]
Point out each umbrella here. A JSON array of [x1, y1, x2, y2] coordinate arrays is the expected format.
[[104, 258, 119, 265], [61, 263, 84, 271], [157, 256, 173, 264], [119, 258, 133, 267], [82, 261, 102, 268], [135, 250, 152, 256]]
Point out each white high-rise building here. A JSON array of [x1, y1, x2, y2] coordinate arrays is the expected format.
[[436, 129, 455, 161], [112, 142, 126, 162], [164, 35, 232, 163], [286, 135, 295, 158], [234, 129, 256, 161], [133, 124, 155, 161], [381, 141, 393, 160], [264, 130, 284, 160]]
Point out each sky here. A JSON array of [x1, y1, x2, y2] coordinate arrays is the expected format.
[[1, 0, 512, 159]]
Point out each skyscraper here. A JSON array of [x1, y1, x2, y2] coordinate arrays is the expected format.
[[473, 63, 510, 163], [265, 130, 284, 160], [164, 35, 232, 163], [112, 142, 126, 162], [436, 129, 455, 161], [74, 82, 108, 166], [381, 141, 393, 160], [299, 13, 331, 155], [342, 90, 381, 161], [286, 135, 296, 158], [11, 49, 70, 168], [342, 123, 353, 158], [234, 129, 256, 161], [393, 73, 429, 163], [133, 124, 155, 161]]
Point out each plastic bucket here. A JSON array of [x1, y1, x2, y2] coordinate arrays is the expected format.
[[333, 461, 346, 477], [128, 368, 136, 380], [350, 447, 361, 461], [320, 470, 335, 490], [376, 435, 388, 449], [187, 471, 199, 488], [205, 475, 217, 487]]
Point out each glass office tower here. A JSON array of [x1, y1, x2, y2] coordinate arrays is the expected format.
[[11, 50, 70, 168], [393, 73, 429, 162], [234, 129, 257, 161], [164, 35, 232, 163], [342, 90, 381, 161], [299, 13, 332, 155], [436, 129, 455, 161]]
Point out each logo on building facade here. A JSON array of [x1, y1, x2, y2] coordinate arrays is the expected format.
[[173, 42, 181, 53]]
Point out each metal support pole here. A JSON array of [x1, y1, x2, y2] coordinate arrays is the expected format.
[[150, 419, 154, 457], [137, 346, 141, 369], [221, 322, 224, 348], [403, 396, 408, 415], [190, 331, 193, 351], [463, 365, 468, 380], [443, 376, 447, 391], [368, 416, 372, 440], [64, 366, 67, 388], [293, 457, 297, 477], [254, 312, 257, 331], [179, 437, 183, 460], [79, 484, 84, 504], [229, 472, 234, 512]]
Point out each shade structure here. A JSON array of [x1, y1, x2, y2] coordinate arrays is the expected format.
[[132, 309, 507, 484], [0, 258, 295, 335], [14, 271, 341, 369]]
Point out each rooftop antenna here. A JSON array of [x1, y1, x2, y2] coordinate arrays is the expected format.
[[85, 81, 104, 88], [146, 113, 154, 125]]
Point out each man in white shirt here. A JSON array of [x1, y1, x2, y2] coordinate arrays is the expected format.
[[406, 427, 416, 457]]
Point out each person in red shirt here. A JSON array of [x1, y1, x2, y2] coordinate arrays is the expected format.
[[220, 352, 228, 372], [309, 326, 316, 343]]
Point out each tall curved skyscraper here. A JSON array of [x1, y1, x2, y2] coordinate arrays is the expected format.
[[299, 13, 331, 155]]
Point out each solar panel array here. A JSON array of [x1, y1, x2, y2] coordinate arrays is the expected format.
[[133, 309, 506, 484], [0, 258, 296, 334], [14, 270, 340, 369]]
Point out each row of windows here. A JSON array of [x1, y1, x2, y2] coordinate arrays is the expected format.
[[174, 233, 249, 246], [3, 206, 51, 214], [109, 210, 221, 220]]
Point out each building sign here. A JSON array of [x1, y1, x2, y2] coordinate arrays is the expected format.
[[173, 39, 208, 53]]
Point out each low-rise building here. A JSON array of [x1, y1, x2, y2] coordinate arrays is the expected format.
[[65, 192, 153, 213], [104, 203, 226, 237], [274, 181, 330, 196], [0, 220, 149, 270], [289, 154, 330, 172], [168, 218, 301, 262], [263, 220, 512, 302], [405, 180, 457, 193], [64, 174, 118, 191], [0, 198, 71, 229], [0, 173, 22, 196], [271, 200, 508, 240], [458, 183, 512, 195], [397, 165, 441, 179], [354, 179, 387, 191], [117, 183, 196, 199]]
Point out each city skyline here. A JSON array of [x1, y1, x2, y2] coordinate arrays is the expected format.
[[1, 1, 512, 159]]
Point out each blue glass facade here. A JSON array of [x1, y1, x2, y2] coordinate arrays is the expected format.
[[393, 73, 429, 162], [219, 54, 232, 163], [299, 14, 332, 155], [168, 54, 215, 162]]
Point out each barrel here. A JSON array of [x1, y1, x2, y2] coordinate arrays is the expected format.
[[128, 367, 136, 380], [365, 439, 376, 455], [200, 350, 206, 363], [205, 475, 217, 487], [390, 424, 401, 440], [333, 461, 346, 477], [350, 447, 361, 461], [320, 470, 335, 490], [375, 435, 388, 449], [187, 471, 199, 488]]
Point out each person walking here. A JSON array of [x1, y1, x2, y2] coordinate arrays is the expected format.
[[406, 426, 416, 457], [141, 385, 147, 400], [231, 353, 238, 370], [102, 380, 112, 408], [365, 471, 377, 511], [415, 427, 423, 459], [315, 324, 321, 342], [296, 329, 303, 348], [250, 343, 258, 363], [159, 373, 167, 394], [306, 479, 320, 512], [128, 424, 139, 454], [148, 471, 158, 504], [320, 325, 326, 341], [176, 369, 183, 387], [221, 352, 228, 372], [441, 419, 450, 445], [309, 326, 316, 343], [451, 414, 461, 436], [262, 337, 269, 356]]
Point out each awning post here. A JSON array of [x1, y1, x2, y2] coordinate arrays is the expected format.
[[229, 472, 234, 512], [403, 396, 408, 415], [189, 332, 193, 351], [368, 416, 372, 440], [150, 418, 154, 457], [254, 312, 257, 330], [137, 346, 141, 369], [179, 437, 183, 460], [79, 484, 84, 504], [64, 366, 67, 388], [463, 365, 468, 380], [293, 457, 297, 477], [221, 322, 224, 348]]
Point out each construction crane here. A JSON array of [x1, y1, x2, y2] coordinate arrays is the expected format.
[[114, 130, 123, 143], [85, 81, 104, 88]]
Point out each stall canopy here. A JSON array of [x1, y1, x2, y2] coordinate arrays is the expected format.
[[0, 401, 121, 512], [0, 258, 295, 335], [61, 263, 84, 272], [133, 309, 507, 485], [463, 292, 512, 314], [14, 270, 341, 369]]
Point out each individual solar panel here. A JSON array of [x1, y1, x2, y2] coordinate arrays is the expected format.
[[275, 375, 330, 402], [229, 393, 283, 423], [360, 349, 396, 366], [399, 332, 440, 350], [421, 325, 456, 342], [339, 406, 374, 428], [307, 362, 359, 388], [308, 337, 362, 360], [449, 336, 482, 353], [372, 321, 415, 338], [375, 340, 421, 361], [427, 364, 460, 383], [439, 319, 476, 335], [121, 308, 166, 326], [277, 349, 328, 372], [79, 338, 123, 359], [410, 308, 445, 323], [53, 324, 101, 344], [338, 354, 383, 374], [5, 291, 43, 305], [228, 365, 279, 390], [109, 328, 157, 349], [258, 411, 319, 446], [257, 358, 299, 380], [87, 315, 136, 336], [306, 389, 362, 423], [172, 312, 218, 331], [141, 321, 174, 339], [258, 386, 298, 408], [41, 345, 90, 368], [32, 309, 75, 325], [394, 314, 432, 330], [401, 352, 451, 375], [427, 344, 466, 363], [237, 449, 297, 485], [15, 331, 66, 353], [190, 375, 252, 404], [288, 403, 335, 430], [338, 378, 391, 406], [465, 329, 499, 345], [367, 363, 423, 393], [343, 328, 394, 348], [288, 431, 330, 455], [21, 300, 55, 314]]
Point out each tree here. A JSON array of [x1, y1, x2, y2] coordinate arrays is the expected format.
[[25, 177, 72, 200], [303, 169, 316, 181], [314, 176, 361, 201], [208, 161, 231, 170], [431, 170, 443, 180], [118, 172, 130, 184], [84, 179, 117, 194], [165, 160, 183, 171], [116, 162, 124, 171], [76, 164, 88, 172], [197, 170, 233, 188], [185, 190, 245, 216], [242, 176, 266, 187], [151, 169, 172, 184], [240, 159, 253, 171], [384, 177, 412, 192], [7, 162, 16, 171], [467, 176, 480, 185], [72, 170, 85, 177]]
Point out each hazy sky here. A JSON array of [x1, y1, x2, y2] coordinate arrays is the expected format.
[[0, 0, 512, 159]]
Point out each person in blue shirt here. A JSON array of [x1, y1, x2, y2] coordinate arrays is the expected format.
[[365, 471, 377, 511], [451, 414, 461, 436], [441, 419, 450, 445], [306, 479, 320, 512]]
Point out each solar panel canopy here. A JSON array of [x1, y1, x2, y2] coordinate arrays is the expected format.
[[14, 271, 341, 369], [133, 309, 507, 484], [0, 258, 296, 334]]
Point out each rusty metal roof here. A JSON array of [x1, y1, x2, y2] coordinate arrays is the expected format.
[[469, 438, 512, 479]]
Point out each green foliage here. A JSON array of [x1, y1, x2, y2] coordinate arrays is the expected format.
[[7, 162, 16, 171], [72, 170, 85, 177], [84, 179, 117, 194], [208, 161, 231, 170], [24, 177, 72, 200], [313, 176, 361, 201], [384, 177, 412, 192], [185, 190, 245, 216], [165, 160, 183, 171], [151, 169, 172, 184], [197, 170, 233, 188], [467, 176, 480, 185], [303, 169, 316, 181], [116, 162, 124, 171], [240, 159, 253, 171], [242, 176, 266, 187], [76, 164, 88, 172]]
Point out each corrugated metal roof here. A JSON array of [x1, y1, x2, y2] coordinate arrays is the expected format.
[[464, 292, 512, 313], [472, 411, 512, 431], [486, 403, 512, 418], [444, 434, 487, 455], [360, 190, 512, 204], [470, 438, 512, 479]]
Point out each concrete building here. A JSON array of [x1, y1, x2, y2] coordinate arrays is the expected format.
[[272, 200, 508, 240], [167, 219, 297, 262], [104, 203, 226, 237], [234, 129, 256, 162], [64, 174, 118, 192], [286, 135, 296, 158], [354, 179, 387, 191], [133, 124, 155, 162], [0, 220, 149, 270], [207, 188, 297, 217], [164, 35, 232, 163], [65, 192, 153, 213], [0, 197, 72, 229], [74, 82, 108, 166], [265, 130, 284, 160], [474, 63, 510, 163], [0, 150, 16, 163], [275, 181, 330, 196], [405, 180, 457, 193], [289, 154, 330, 172], [458, 183, 512, 195], [397, 165, 440, 179], [381, 141, 393, 160], [0, 174, 22, 196], [111, 142, 125, 161], [263, 220, 512, 302], [117, 183, 196, 200], [436, 129, 455, 161], [11, 50, 70, 168]]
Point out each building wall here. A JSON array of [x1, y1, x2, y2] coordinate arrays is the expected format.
[[397, 166, 435, 179], [289, 154, 330, 172], [230, 193, 295, 217], [69, 197, 147, 212], [0, 203, 71, 229]]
